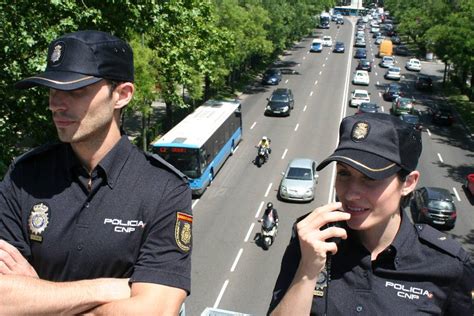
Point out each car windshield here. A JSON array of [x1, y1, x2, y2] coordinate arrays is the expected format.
[[355, 93, 368, 98], [361, 103, 377, 109], [428, 200, 455, 211], [286, 167, 312, 180], [403, 115, 418, 123], [389, 67, 400, 72], [399, 99, 412, 107], [270, 94, 289, 102]]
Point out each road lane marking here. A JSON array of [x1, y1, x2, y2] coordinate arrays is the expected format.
[[285, 79, 289, 84], [192, 199, 200, 209], [281, 148, 288, 160], [230, 248, 243, 272], [427, 129, 432, 136], [294, 124, 299, 131], [310, 91, 314, 96], [437, 153, 444, 163], [314, 80, 318, 85], [245, 223, 255, 242], [381, 106, 385, 112], [319, 71, 323, 75], [264, 183, 273, 197], [322, 64, 326, 67], [233, 145, 240, 155], [250, 121, 256, 129], [326, 57, 329, 61], [303, 56, 306, 60], [213, 280, 229, 308], [303, 105, 307, 111], [255, 201, 264, 218], [379, 92, 382, 97], [453, 187, 461, 202]]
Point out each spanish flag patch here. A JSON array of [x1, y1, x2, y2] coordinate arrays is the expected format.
[[175, 212, 192, 252]]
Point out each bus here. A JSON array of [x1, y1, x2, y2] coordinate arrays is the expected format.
[[151, 99, 242, 196], [319, 12, 330, 29]]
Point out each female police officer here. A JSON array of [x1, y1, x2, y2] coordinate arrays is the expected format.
[[268, 113, 473, 315]]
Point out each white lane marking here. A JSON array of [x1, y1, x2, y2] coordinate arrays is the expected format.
[[381, 106, 385, 112], [244, 223, 255, 242], [427, 129, 432, 136], [285, 79, 289, 84], [437, 153, 444, 163], [298, 63, 301, 67], [307, 51, 310, 55], [230, 248, 243, 272], [264, 183, 273, 197], [213, 280, 229, 308], [255, 201, 265, 218], [232, 145, 240, 155], [250, 121, 256, 130], [322, 64, 326, 68], [281, 148, 288, 160], [314, 80, 318, 85], [379, 92, 382, 97], [319, 71, 323, 75], [303, 56, 306, 60], [303, 105, 307, 112], [310, 91, 314, 97], [192, 199, 200, 209], [326, 57, 329, 61], [294, 124, 299, 131], [453, 187, 461, 202]]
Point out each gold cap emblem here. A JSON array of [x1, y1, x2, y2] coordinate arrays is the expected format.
[[351, 121, 370, 141]]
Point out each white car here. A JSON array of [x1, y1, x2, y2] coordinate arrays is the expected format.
[[385, 66, 401, 80], [380, 56, 395, 68], [350, 89, 371, 107], [370, 26, 380, 33], [406, 58, 422, 72], [352, 70, 370, 85], [322, 36, 333, 47]]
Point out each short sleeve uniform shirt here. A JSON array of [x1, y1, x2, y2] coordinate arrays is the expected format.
[[268, 210, 473, 315], [0, 136, 192, 292]]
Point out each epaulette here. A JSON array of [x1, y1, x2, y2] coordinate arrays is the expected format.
[[145, 152, 188, 183], [12, 142, 62, 165], [415, 224, 468, 261]]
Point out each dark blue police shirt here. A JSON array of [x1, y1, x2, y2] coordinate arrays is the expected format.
[[0, 135, 192, 293], [268, 210, 473, 315]]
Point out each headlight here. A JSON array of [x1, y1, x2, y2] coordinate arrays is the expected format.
[[283, 106, 289, 111], [266, 106, 271, 110], [305, 188, 313, 195], [281, 186, 287, 193]]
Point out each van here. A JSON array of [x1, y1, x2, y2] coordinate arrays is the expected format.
[[378, 39, 393, 57]]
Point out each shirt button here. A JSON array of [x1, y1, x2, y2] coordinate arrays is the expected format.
[[77, 244, 83, 251], [84, 203, 90, 208], [356, 305, 363, 312], [363, 271, 368, 277]]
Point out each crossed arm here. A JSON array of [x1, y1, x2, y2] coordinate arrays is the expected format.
[[0, 240, 186, 315]]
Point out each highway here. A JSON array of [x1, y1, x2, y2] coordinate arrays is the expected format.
[[185, 16, 474, 315]]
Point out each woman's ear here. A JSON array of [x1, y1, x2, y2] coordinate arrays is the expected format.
[[402, 171, 420, 196], [114, 82, 134, 110]]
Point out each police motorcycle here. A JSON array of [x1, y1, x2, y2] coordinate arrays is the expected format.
[[255, 145, 269, 167], [259, 215, 278, 250]]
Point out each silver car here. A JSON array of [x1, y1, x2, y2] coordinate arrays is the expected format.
[[279, 158, 319, 202]]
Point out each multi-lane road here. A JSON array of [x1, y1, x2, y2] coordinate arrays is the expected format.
[[185, 16, 474, 315]]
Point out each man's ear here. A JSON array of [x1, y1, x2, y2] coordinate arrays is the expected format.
[[402, 171, 420, 196], [114, 82, 134, 110]]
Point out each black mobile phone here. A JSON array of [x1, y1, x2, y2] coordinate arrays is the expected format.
[[321, 221, 346, 245]]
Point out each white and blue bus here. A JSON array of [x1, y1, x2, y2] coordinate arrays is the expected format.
[[319, 12, 331, 28], [151, 99, 242, 196]]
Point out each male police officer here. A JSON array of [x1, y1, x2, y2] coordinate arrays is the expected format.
[[0, 30, 192, 314]]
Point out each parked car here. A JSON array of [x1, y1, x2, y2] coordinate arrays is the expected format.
[[391, 35, 401, 44], [384, 66, 401, 80], [372, 31, 382, 38], [379, 56, 395, 68], [333, 41, 345, 53], [370, 26, 380, 33], [429, 103, 455, 126], [310, 39, 323, 52], [279, 158, 319, 202], [399, 113, 422, 131], [265, 88, 294, 116], [261, 68, 282, 85], [383, 83, 403, 101], [349, 89, 371, 107], [415, 74, 433, 91], [356, 59, 372, 72], [394, 45, 411, 56], [352, 70, 370, 85], [406, 58, 422, 72], [411, 187, 457, 230], [391, 97, 415, 115], [357, 102, 380, 114], [354, 48, 367, 59], [354, 38, 366, 47], [322, 35, 333, 47]]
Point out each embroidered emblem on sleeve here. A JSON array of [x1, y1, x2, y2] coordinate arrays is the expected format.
[[175, 212, 193, 252]]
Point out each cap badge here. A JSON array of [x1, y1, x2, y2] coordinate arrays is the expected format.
[[28, 203, 50, 242], [351, 121, 370, 142], [50, 43, 64, 65], [175, 212, 193, 252]]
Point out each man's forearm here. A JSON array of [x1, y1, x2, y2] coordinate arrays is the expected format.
[[0, 275, 130, 315]]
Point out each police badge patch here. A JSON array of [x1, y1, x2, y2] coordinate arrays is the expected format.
[[175, 212, 192, 252], [351, 121, 370, 142], [50, 42, 65, 66], [28, 203, 50, 242], [313, 268, 328, 297]]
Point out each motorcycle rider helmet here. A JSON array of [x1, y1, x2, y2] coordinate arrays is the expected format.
[[266, 202, 273, 209], [262, 136, 268, 141]]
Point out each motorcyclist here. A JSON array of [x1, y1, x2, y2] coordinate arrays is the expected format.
[[257, 136, 272, 158], [260, 202, 279, 228]]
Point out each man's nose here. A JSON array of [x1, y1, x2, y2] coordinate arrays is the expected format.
[[49, 89, 68, 111]]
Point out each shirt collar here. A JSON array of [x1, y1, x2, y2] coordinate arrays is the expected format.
[[97, 135, 134, 189]]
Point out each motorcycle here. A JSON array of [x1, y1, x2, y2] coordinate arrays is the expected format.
[[255, 146, 269, 167], [260, 216, 278, 250]]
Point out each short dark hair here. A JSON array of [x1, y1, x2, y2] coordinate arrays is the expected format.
[[398, 169, 413, 208], [105, 79, 123, 97]]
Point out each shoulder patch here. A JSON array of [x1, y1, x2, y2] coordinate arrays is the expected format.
[[145, 152, 188, 182], [415, 224, 467, 260]]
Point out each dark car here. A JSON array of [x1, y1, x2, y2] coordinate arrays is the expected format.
[[333, 41, 345, 53], [411, 187, 457, 230], [399, 114, 422, 131], [429, 103, 455, 126], [356, 59, 372, 72], [391, 35, 401, 45], [261, 68, 282, 85], [382, 83, 403, 101], [336, 17, 344, 25], [372, 31, 382, 39], [354, 48, 367, 59], [265, 88, 294, 116], [357, 102, 379, 114], [394, 45, 410, 56], [415, 74, 433, 91]]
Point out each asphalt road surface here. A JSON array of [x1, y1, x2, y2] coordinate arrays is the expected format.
[[185, 16, 474, 315]]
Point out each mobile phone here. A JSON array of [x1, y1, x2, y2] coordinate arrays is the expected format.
[[321, 221, 346, 245]]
